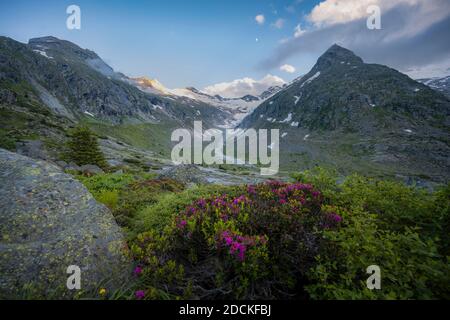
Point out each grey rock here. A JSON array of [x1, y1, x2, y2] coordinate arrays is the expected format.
[[80, 164, 104, 175], [158, 164, 208, 185], [65, 162, 81, 172], [55, 160, 68, 168], [0, 149, 131, 299], [0, 88, 16, 104], [15, 140, 49, 161]]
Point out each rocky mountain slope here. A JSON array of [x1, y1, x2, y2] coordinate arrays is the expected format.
[[0, 36, 232, 126], [0, 36, 235, 163], [239, 45, 450, 184]]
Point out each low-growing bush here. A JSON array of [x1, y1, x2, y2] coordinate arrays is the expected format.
[[130, 181, 344, 299], [292, 168, 450, 299], [77, 172, 137, 197], [114, 178, 184, 228], [80, 168, 448, 300], [305, 208, 450, 299], [96, 190, 119, 209]]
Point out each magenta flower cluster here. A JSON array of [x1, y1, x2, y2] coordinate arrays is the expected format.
[[219, 230, 264, 261], [135, 290, 145, 300], [254, 182, 322, 214], [328, 213, 342, 223], [174, 181, 331, 263], [177, 194, 253, 229], [134, 265, 143, 276]]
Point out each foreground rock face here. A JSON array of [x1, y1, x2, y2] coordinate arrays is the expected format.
[[0, 149, 131, 299]]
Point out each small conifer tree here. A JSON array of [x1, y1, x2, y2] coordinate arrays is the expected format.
[[66, 126, 108, 169]]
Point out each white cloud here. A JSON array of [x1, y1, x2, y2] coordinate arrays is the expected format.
[[308, 0, 421, 27], [272, 18, 285, 29], [258, 0, 450, 79], [255, 14, 265, 25], [280, 64, 296, 73], [294, 24, 306, 37], [203, 74, 286, 98], [306, 0, 450, 44]]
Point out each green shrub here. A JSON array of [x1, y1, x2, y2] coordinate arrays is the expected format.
[[430, 184, 450, 256], [114, 178, 184, 229], [306, 207, 450, 299], [291, 168, 450, 299], [0, 132, 16, 150], [337, 175, 436, 234], [77, 173, 136, 197], [77, 172, 185, 230], [130, 181, 343, 299], [96, 190, 119, 210], [291, 166, 339, 195]]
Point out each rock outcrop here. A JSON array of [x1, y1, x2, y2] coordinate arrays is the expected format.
[[0, 149, 131, 299]]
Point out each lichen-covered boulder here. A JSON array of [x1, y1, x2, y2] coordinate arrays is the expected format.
[[158, 164, 208, 185], [0, 149, 131, 299]]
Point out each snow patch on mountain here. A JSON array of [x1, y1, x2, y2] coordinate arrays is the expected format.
[[280, 113, 293, 123], [300, 72, 320, 88], [33, 49, 53, 59]]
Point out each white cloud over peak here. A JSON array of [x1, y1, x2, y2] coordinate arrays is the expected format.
[[280, 64, 296, 73], [255, 14, 265, 25], [203, 74, 286, 98], [259, 0, 450, 79]]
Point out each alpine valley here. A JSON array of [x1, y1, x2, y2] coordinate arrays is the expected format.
[[1, 36, 448, 186]]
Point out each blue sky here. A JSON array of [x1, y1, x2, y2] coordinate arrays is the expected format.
[[1, 0, 449, 91]]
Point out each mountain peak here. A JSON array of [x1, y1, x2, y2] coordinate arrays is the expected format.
[[29, 36, 62, 44], [326, 43, 348, 52], [315, 44, 363, 71], [28, 36, 99, 61], [131, 76, 170, 94]]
